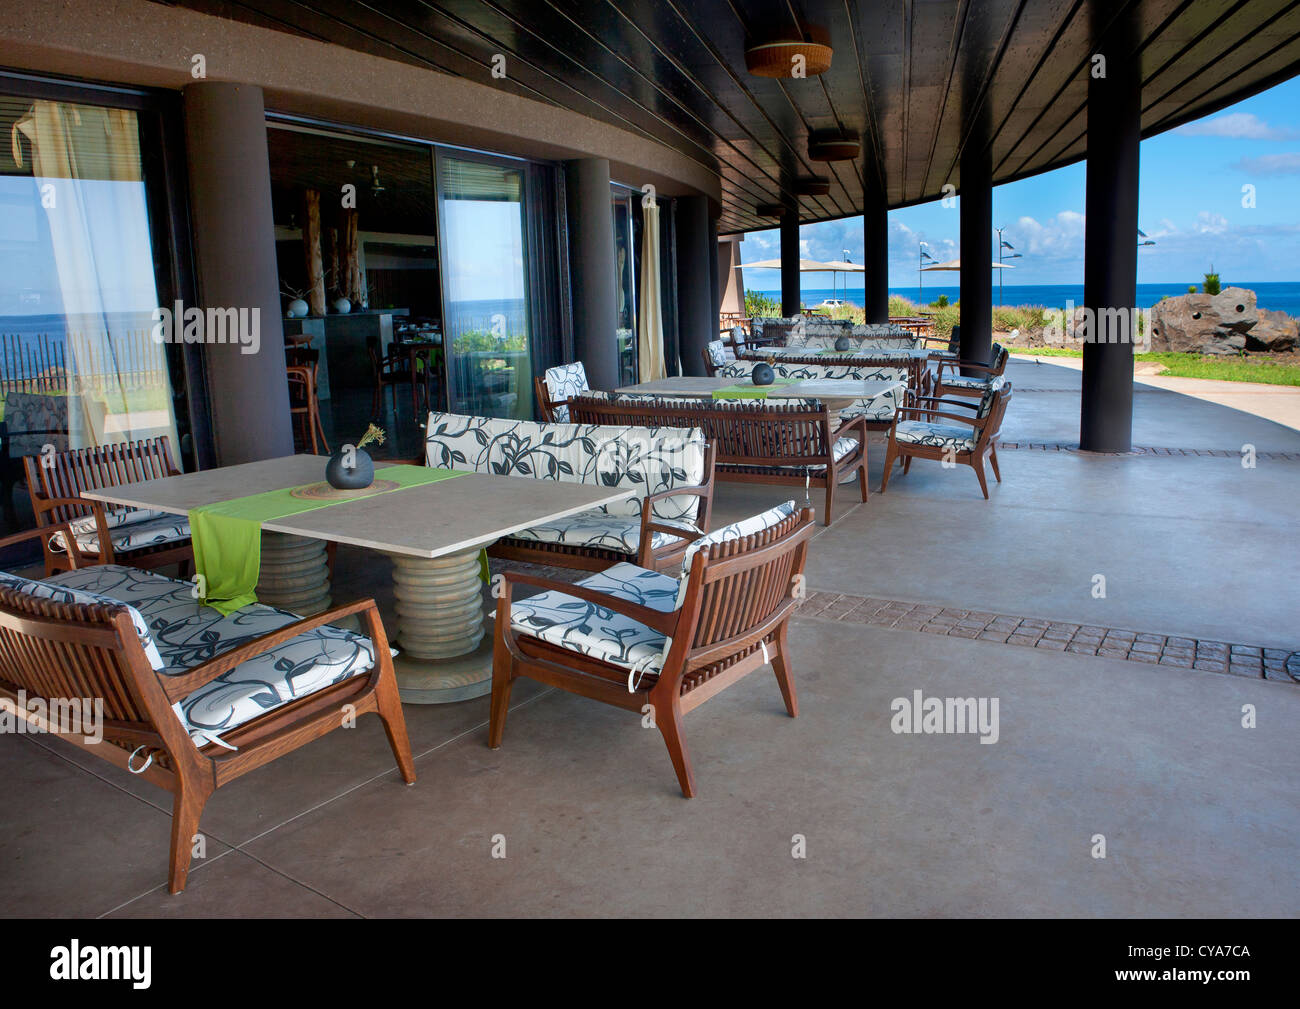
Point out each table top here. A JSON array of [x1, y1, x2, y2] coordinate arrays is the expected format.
[[617, 376, 904, 406], [83, 456, 633, 560], [743, 346, 937, 360]]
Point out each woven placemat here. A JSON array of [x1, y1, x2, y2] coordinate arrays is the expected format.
[[289, 478, 401, 502]]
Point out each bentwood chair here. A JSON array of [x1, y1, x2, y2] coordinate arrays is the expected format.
[[287, 361, 330, 455], [490, 501, 816, 797]]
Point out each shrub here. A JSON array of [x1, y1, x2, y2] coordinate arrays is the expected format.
[[744, 289, 781, 317], [1202, 271, 1221, 296]]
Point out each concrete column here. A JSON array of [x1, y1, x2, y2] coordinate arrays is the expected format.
[[182, 81, 292, 466], [675, 195, 713, 377], [707, 215, 721, 330], [863, 186, 890, 323], [959, 144, 993, 366], [780, 208, 801, 318], [564, 158, 619, 391], [1080, 21, 1140, 453]]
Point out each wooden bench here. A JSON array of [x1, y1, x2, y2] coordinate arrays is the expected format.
[[422, 412, 715, 573], [569, 394, 866, 525], [23, 437, 193, 577], [0, 524, 415, 893]]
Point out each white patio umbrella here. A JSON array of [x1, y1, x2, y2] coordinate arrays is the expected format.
[[741, 258, 865, 306]]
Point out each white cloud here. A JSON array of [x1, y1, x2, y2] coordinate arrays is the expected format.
[[1011, 211, 1085, 259], [1196, 211, 1228, 234], [1233, 152, 1300, 175], [1176, 112, 1297, 141]]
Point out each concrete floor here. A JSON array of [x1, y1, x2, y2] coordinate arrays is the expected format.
[[3, 359, 1298, 917]]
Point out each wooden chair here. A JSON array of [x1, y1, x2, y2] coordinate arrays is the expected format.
[[490, 502, 816, 797], [23, 437, 192, 576], [0, 524, 415, 893], [701, 339, 729, 376], [367, 341, 414, 418], [287, 361, 330, 455], [881, 382, 1012, 499]]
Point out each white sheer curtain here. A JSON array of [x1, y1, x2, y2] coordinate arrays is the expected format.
[[11, 100, 179, 452], [637, 202, 666, 380]]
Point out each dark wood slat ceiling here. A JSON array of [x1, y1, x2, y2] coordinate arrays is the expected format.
[[157, 0, 1300, 234]]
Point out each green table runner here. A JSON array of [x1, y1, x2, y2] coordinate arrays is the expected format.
[[191, 466, 467, 615], [711, 376, 799, 400]]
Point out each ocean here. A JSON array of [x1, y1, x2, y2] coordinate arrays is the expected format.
[[753, 282, 1300, 318]]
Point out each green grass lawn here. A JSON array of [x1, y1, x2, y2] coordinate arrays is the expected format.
[[1008, 347, 1300, 386]]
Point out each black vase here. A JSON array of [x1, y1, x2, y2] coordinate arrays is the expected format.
[[751, 362, 776, 386], [834, 335, 851, 352], [325, 447, 374, 490]]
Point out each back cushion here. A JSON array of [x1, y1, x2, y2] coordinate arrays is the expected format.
[[424, 413, 706, 521], [0, 569, 164, 670], [977, 378, 1007, 419], [675, 499, 799, 606], [542, 362, 589, 422], [706, 340, 728, 366]]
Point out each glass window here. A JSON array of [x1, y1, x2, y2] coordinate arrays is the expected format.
[[612, 188, 638, 386], [1, 95, 183, 532], [438, 154, 532, 419]]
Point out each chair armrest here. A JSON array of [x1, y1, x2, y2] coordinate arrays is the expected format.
[[894, 406, 987, 427], [914, 396, 980, 411], [0, 521, 88, 569], [158, 597, 388, 702], [496, 569, 680, 636]]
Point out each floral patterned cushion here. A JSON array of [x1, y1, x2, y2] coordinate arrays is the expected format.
[[507, 514, 697, 555], [976, 377, 1007, 419], [2, 391, 69, 458], [49, 508, 190, 555], [510, 562, 679, 678], [678, 500, 798, 582], [42, 565, 383, 747], [938, 373, 993, 390], [0, 567, 163, 669], [424, 412, 706, 522], [893, 420, 977, 453], [543, 362, 590, 422], [705, 340, 728, 366]]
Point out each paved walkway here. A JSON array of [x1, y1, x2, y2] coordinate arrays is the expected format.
[[3, 358, 1297, 917]]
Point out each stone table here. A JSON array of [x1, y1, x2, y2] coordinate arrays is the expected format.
[[84, 456, 632, 703]]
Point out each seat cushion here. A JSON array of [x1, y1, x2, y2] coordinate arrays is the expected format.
[[777, 434, 860, 474], [893, 420, 977, 453], [507, 513, 696, 555], [43, 566, 383, 747], [510, 562, 679, 678], [938, 374, 993, 390], [0, 566, 163, 669], [49, 508, 190, 555]]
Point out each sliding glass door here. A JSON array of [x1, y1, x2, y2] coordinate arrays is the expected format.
[[437, 153, 532, 419]]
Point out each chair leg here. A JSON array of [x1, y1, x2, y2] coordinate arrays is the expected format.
[[857, 458, 869, 502], [657, 697, 697, 798], [771, 624, 798, 718], [168, 774, 212, 894], [902, 455, 913, 474], [972, 456, 990, 499], [988, 443, 1002, 482], [823, 476, 835, 526], [880, 441, 897, 492], [374, 665, 416, 784], [488, 626, 514, 749]]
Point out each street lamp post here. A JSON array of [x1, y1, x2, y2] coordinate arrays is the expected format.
[[996, 227, 1022, 306]]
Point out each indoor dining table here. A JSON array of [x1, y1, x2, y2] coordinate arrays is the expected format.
[[83, 455, 632, 704]]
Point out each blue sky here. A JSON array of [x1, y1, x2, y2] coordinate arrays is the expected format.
[[739, 75, 1300, 290]]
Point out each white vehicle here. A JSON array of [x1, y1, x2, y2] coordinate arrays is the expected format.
[[818, 298, 844, 310]]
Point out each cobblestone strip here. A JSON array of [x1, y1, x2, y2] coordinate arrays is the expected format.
[[795, 591, 1300, 684], [998, 442, 1300, 459]]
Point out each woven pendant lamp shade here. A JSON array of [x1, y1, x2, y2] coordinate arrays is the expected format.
[[745, 37, 832, 78]]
